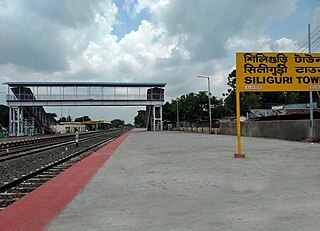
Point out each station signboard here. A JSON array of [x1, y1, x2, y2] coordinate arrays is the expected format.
[[236, 52, 320, 92], [234, 52, 320, 158]]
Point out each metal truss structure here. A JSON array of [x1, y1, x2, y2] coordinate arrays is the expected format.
[[3, 82, 166, 136]]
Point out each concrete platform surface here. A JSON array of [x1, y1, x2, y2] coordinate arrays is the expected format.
[[46, 130, 320, 231]]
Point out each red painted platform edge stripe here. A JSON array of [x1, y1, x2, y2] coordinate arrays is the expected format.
[[0, 131, 131, 231]]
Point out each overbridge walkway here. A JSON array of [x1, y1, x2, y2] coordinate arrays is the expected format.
[[4, 82, 166, 107], [3, 82, 166, 135]]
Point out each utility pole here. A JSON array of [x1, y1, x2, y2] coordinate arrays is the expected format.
[[308, 23, 315, 140], [176, 98, 180, 129], [197, 75, 212, 132]]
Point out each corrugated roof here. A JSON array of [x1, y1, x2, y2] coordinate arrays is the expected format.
[[249, 109, 287, 118], [2, 82, 166, 87], [286, 109, 320, 115]]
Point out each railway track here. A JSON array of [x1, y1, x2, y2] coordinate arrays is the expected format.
[[0, 131, 97, 154], [0, 129, 126, 211], [0, 131, 112, 162]]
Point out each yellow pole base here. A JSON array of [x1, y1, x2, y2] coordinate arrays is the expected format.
[[234, 153, 246, 158]]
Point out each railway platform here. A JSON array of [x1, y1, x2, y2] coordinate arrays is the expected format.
[[0, 129, 320, 230]]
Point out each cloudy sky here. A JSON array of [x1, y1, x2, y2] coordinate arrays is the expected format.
[[0, 0, 320, 123]]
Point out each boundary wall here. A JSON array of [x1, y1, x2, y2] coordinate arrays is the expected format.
[[219, 119, 320, 140], [173, 119, 320, 141]]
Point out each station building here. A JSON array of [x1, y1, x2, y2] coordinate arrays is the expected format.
[[52, 122, 86, 134]]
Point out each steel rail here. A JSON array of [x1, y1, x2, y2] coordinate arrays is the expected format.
[[0, 130, 125, 192], [0, 132, 112, 162], [0, 131, 98, 150]]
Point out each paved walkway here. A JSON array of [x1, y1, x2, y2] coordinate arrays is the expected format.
[[46, 130, 320, 231], [0, 130, 319, 230]]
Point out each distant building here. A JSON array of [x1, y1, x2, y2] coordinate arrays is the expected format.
[[52, 122, 86, 133], [81, 120, 111, 131], [247, 103, 320, 121]]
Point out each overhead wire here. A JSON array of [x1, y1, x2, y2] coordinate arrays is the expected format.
[[292, 38, 308, 52], [311, 32, 320, 52], [291, 23, 320, 52], [312, 41, 320, 51], [311, 38, 320, 52], [299, 46, 309, 52], [310, 23, 320, 39], [309, 25, 320, 52], [311, 35, 320, 46]]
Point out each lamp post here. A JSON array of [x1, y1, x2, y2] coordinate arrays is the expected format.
[[308, 23, 315, 140], [170, 96, 180, 129], [176, 97, 180, 129], [197, 75, 212, 132], [67, 109, 74, 122]]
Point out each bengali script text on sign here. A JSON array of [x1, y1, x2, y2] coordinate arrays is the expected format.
[[236, 52, 320, 92]]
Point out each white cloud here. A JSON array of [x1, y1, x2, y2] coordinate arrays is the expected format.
[[119, 20, 169, 60], [67, 19, 182, 83], [0, 0, 310, 122], [139, 0, 297, 61], [225, 36, 296, 53], [0, 0, 117, 72], [313, 7, 320, 25], [133, 0, 170, 15], [274, 38, 296, 51]]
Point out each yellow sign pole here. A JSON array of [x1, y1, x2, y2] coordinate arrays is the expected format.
[[234, 90, 245, 158]]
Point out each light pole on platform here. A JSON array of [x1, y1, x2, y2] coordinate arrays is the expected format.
[[67, 109, 74, 122], [170, 96, 180, 129], [197, 75, 212, 132], [176, 97, 180, 129]]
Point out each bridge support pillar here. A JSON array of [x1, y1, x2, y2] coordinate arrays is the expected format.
[[151, 105, 163, 131], [160, 106, 163, 131], [9, 106, 24, 136]]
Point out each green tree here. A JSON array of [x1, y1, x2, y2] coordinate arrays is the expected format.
[[161, 91, 229, 123], [223, 70, 262, 115], [240, 92, 263, 111], [196, 91, 211, 120], [66, 115, 72, 122], [287, 92, 310, 104], [47, 113, 57, 118], [58, 117, 67, 123], [181, 92, 201, 120], [162, 102, 177, 123], [223, 70, 237, 116], [125, 123, 134, 128], [211, 98, 228, 119], [261, 91, 313, 108], [74, 116, 91, 122], [111, 119, 124, 128], [134, 110, 146, 127], [0, 105, 9, 128]]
